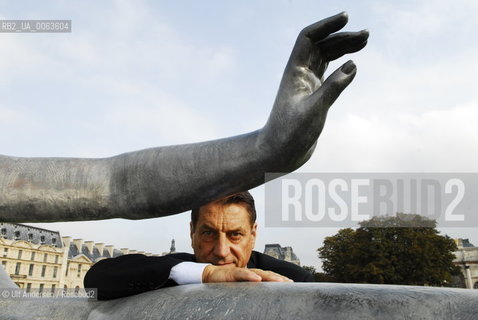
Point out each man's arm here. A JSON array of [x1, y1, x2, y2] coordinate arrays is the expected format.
[[202, 265, 293, 283], [84, 253, 194, 300], [0, 13, 368, 222], [85, 253, 293, 300], [248, 251, 315, 282]]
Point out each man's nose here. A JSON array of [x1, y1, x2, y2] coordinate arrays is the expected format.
[[213, 234, 231, 259]]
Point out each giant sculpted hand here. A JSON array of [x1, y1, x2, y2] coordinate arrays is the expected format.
[[261, 12, 368, 170]]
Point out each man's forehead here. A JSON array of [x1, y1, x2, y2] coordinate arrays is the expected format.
[[200, 201, 247, 213], [197, 202, 251, 228]]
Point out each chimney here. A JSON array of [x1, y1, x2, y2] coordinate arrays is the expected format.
[[62, 236, 72, 248], [84, 241, 94, 255], [129, 250, 137, 254], [95, 243, 105, 257], [120, 248, 129, 255], [73, 239, 83, 252], [105, 245, 114, 257], [137, 251, 145, 255]]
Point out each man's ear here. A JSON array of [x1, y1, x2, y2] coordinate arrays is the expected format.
[[190, 221, 195, 247], [251, 222, 257, 248]]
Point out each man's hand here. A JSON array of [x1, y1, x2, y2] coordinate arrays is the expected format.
[[261, 12, 369, 169], [202, 265, 293, 283]]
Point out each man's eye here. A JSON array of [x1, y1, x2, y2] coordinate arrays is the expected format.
[[230, 232, 243, 239], [201, 231, 216, 240]]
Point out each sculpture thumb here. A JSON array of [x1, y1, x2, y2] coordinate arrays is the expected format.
[[314, 60, 357, 110]]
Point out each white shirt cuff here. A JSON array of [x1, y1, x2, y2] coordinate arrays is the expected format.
[[168, 261, 211, 285]]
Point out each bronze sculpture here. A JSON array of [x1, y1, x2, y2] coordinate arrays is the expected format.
[[0, 12, 367, 222]]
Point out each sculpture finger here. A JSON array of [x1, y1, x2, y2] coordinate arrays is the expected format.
[[317, 30, 369, 62], [287, 13, 350, 69], [308, 60, 357, 113], [300, 12, 349, 42]]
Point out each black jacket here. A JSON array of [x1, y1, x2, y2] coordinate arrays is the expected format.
[[84, 251, 314, 300]]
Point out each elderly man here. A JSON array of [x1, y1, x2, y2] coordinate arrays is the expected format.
[[84, 191, 313, 299]]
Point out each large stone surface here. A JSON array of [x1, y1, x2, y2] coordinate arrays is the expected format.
[[0, 267, 16, 289], [1, 282, 477, 320]]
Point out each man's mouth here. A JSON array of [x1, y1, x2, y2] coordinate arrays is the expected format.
[[215, 262, 235, 266]]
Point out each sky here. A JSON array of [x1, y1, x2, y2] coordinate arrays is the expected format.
[[1, 0, 477, 269]]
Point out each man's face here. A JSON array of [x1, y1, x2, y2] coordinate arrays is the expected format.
[[190, 201, 257, 268]]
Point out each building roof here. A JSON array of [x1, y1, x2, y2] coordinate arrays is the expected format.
[[456, 238, 476, 248], [461, 239, 475, 248], [0, 223, 62, 248], [67, 243, 123, 261], [2, 222, 159, 261]]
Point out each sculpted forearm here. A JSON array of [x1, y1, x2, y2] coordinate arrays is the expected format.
[[0, 129, 283, 222], [107, 129, 288, 220], [0, 155, 112, 222]]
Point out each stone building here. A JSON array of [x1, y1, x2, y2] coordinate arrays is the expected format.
[[263, 244, 301, 266], [0, 222, 160, 292], [454, 238, 478, 289], [1, 223, 65, 292]]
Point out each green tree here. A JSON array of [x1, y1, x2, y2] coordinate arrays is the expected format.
[[302, 265, 333, 282], [318, 213, 460, 286]]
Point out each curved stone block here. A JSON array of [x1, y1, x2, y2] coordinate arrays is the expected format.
[[1, 282, 477, 320]]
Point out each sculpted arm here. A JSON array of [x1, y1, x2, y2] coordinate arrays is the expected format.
[[0, 13, 368, 222]]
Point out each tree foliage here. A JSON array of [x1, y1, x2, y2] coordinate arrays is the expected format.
[[318, 213, 460, 286], [302, 265, 333, 282]]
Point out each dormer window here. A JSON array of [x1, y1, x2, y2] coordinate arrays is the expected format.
[[14, 231, 21, 240]]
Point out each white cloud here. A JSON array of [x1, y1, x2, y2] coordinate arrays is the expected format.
[[0, 1, 238, 157], [0, 106, 24, 123], [109, 88, 220, 145], [0, 104, 42, 151], [302, 102, 478, 172], [0, 36, 53, 84], [372, 0, 478, 37]]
